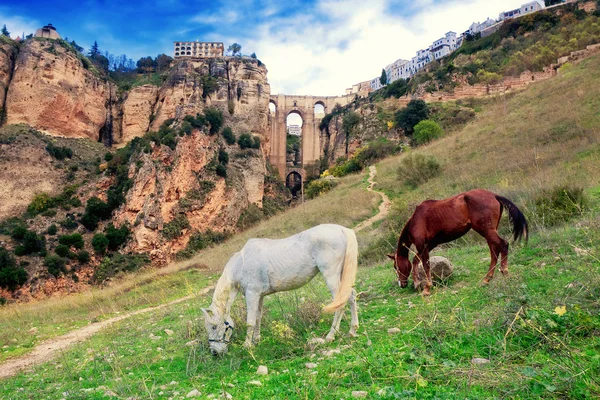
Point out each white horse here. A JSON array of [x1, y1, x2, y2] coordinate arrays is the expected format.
[[202, 224, 359, 356]]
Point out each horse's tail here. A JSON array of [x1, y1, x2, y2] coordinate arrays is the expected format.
[[323, 228, 358, 313], [495, 195, 529, 243]]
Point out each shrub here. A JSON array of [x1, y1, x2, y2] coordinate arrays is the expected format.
[[0, 246, 28, 291], [205, 107, 223, 135], [184, 113, 207, 130], [17, 231, 46, 255], [59, 217, 78, 230], [395, 100, 429, 135], [45, 143, 73, 160], [237, 204, 264, 230], [180, 121, 193, 136], [237, 133, 254, 149], [94, 254, 149, 282], [397, 153, 442, 188], [176, 229, 228, 259], [58, 233, 84, 249], [92, 233, 109, 255], [104, 152, 114, 162], [54, 244, 70, 257], [218, 149, 229, 165], [47, 224, 58, 235], [216, 164, 227, 178], [222, 127, 236, 145], [533, 185, 587, 227], [414, 120, 444, 145], [27, 193, 54, 214], [305, 178, 338, 199], [44, 255, 66, 278], [355, 138, 402, 165], [162, 215, 190, 240], [82, 197, 111, 230], [77, 250, 90, 264], [10, 225, 28, 240], [105, 224, 130, 251]]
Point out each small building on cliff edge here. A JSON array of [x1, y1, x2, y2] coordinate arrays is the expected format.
[[35, 23, 61, 39]]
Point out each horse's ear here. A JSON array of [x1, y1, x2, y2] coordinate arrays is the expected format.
[[201, 308, 212, 319], [386, 254, 396, 260]]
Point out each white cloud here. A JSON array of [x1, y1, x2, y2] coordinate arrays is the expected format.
[[247, 0, 527, 95], [0, 11, 39, 39]]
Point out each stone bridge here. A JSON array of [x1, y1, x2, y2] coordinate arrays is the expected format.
[[268, 94, 355, 186]]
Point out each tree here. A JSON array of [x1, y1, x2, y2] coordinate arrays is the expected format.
[[228, 43, 242, 56], [155, 54, 173, 72], [395, 100, 429, 136], [413, 120, 444, 145], [136, 56, 156, 74], [342, 111, 361, 156], [250, 52, 257, 59], [1, 25, 10, 37], [380, 69, 387, 86], [89, 41, 100, 58]]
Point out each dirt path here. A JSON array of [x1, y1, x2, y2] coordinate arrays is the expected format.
[[0, 286, 214, 379], [354, 165, 391, 232]]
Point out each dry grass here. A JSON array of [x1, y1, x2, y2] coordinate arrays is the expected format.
[[177, 172, 379, 271]]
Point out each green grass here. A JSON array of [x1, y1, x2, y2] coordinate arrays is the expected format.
[[1, 220, 598, 398]]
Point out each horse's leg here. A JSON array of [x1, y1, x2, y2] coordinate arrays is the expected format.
[[480, 232, 508, 284], [348, 289, 359, 337], [244, 291, 261, 348], [323, 272, 344, 341], [326, 309, 344, 342], [499, 237, 509, 276], [421, 249, 433, 296], [411, 254, 421, 290], [253, 296, 264, 344]]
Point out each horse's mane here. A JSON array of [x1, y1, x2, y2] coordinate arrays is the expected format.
[[395, 219, 412, 259]]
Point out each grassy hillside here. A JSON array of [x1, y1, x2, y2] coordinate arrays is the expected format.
[[1, 53, 600, 398]]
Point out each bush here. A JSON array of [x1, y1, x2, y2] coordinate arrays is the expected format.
[[82, 197, 111, 230], [222, 127, 236, 145], [59, 217, 78, 230], [397, 153, 442, 188], [17, 231, 46, 255], [218, 149, 229, 165], [237, 204, 264, 230], [176, 229, 228, 260], [44, 255, 66, 278], [45, 143, 73, 160], [104, 152, 114, 162], [184, 113, 207, 130], [205, 107, 223, 135], [10, 225, 28, 240], [94, 254, 149, 282], [395, 100, 429, 135], [413, 120, 444, 145], [216, 164, 227, 178], [58, 233, 84, 249], [27, 193, 54, 214], [354, 138, 402, 165], [77, 250, 90, 264], [305, 178, 338, 199], [237, 133, 254, 149], [0, 246, 28, 291], [54, 244, 70, 257], [104, 224, 130, 251], [92, 233, 109, 255], [162, 215, 190, 240], [533, 185, 587, 227], [47, 224, 58, 235]]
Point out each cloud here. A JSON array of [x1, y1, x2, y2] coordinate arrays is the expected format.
[[244, 0, 526, 95], [0, 10, 39, 39]]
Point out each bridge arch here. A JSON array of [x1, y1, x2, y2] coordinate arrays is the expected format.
[[286, 171, 303, 198], [268, 94, 355, 180]]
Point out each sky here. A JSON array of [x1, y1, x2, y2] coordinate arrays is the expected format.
[[0, 0, 530, 96]]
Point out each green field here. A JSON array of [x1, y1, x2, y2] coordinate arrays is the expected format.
[[1, 53, 600, 400]]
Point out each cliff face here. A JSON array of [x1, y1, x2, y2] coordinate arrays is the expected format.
[[4, 39, 112, 141], [119, 85, 159, 144], [0, 40, 18, 121]]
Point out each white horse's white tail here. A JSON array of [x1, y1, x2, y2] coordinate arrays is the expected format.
[[323, 228, 358, 313]]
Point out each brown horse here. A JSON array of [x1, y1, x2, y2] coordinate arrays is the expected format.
[[387, 189, 528, 296]]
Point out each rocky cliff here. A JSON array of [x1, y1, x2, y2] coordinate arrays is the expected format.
[[0, 38, 18, 122], [4, 38, 113, 141]]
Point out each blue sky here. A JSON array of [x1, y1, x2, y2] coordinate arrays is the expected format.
[[0, 0, 527, 95]]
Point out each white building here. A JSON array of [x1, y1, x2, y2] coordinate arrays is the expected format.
[[288, 125, 301, 136], [430, 31, 458, 60], [468, 18, 497, 35], [499, 0, 544, 21], [174, 41, 224, 58], [370, 76, 385, 91]]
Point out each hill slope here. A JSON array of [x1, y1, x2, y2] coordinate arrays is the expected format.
[[1, 45, 599, 398]]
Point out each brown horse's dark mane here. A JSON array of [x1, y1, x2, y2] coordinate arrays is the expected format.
[[395, 219, 412, 260]]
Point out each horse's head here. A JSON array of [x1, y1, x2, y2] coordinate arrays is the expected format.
[[201, 308, 234, 356], [387, 253, 411, 288]]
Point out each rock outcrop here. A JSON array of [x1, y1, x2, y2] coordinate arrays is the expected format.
[[119, 84, 159, 144], [4, 38, 113, 141], [0, 39, 18, 121]]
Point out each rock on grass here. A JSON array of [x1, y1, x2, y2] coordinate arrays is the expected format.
[[257, 365, 268, 375]]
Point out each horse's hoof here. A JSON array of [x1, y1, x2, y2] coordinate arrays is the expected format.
[[348, 330, 358, 338], [325, 334, 335, 342], [482, 278, 490, 285], [422, 290, 431, 297]]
